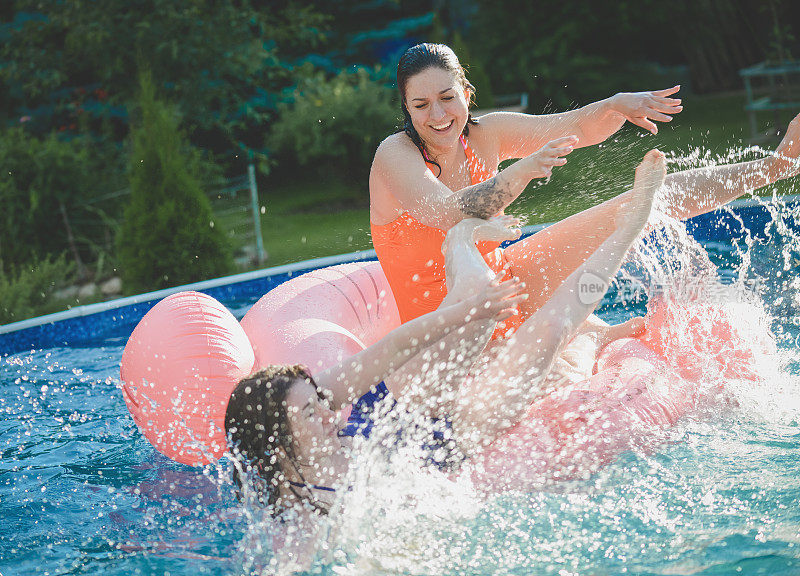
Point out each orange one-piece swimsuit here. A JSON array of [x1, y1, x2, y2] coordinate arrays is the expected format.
[[371, 135, 522, 338]]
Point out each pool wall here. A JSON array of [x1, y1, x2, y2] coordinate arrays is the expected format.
[[1, 197, 796, 356]]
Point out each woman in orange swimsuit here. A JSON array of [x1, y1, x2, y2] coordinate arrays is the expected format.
[[370, 43, 800, 333]]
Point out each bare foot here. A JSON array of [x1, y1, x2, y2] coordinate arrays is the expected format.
[[441, 216, 521, 255], [773, 113, 800, 179], [618, 149, 667, 233], [474, 214, 522, 243]]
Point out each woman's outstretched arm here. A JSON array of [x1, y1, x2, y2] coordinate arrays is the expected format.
[[450, 150, 667, 451], [663, 113, 800, 220], [370, 134, 576, 230], [480, 87, 683, 161], [314, 273, 523, 411]]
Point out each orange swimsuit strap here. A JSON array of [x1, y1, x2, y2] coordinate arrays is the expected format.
[[421, 135, 495, 184]]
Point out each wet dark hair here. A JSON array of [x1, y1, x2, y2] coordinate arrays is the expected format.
[[397, 43, 478, 177], [224, 364, 330, 516]]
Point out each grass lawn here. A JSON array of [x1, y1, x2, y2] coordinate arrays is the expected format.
[[257, 179, 373, 266], [240, 90, 795, 270]]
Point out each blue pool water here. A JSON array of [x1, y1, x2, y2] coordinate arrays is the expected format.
[[2, 201, 800, 575]]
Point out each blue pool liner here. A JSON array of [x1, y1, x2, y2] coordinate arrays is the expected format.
[[1, 196, 797, 356]]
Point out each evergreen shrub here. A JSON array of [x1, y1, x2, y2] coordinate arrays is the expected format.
[[0, 128, 95, 272], [117, 74, 231, 295]]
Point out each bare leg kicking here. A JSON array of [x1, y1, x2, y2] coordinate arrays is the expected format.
[[503, 115, 800, 319], [451, 150, 668, 452]]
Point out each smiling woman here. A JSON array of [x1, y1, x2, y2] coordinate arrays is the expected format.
[[397, 45, 478, 183], [368, 43, 686, 332], [368, 42, 799, 340]]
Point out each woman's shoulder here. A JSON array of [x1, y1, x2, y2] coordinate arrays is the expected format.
[[372, 132, 428, 180], [374, 131, 418, 161], [370, 133, 417, 222]]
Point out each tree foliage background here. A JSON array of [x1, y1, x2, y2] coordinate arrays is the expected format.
[[0, 1, 328, 158], [466, 0, 798, 109]]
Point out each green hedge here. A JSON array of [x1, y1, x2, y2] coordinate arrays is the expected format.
[[0, 128, 99, 272], [0, 255, 75, 324]]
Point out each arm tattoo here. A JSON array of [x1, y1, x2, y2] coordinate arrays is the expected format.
[[457, 178, 512, 219]]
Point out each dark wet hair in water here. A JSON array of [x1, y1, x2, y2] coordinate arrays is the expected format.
[[224, 364, 330, 517], [397, 43, 478, 177]]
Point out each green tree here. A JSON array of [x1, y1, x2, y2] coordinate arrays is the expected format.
[[117, 73, 231, 294], [468, 0, 798, 101], [468, 2, 625, 110], [0, 1, 327, 158], [450, 31, 495, 110], [268, 68, 399, 183]]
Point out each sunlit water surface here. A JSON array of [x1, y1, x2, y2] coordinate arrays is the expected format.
[[2, 166, 800, 575]]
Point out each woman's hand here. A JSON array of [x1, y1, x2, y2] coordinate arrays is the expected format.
[[529, 136, 579, 178], [611, 86, 683, 135], [465, 277, 527, 323]]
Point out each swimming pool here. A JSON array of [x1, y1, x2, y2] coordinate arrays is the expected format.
[[2, 198, 799, 575]]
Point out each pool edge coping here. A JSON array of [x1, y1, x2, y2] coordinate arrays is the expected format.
[[0, 248, 381, 335]]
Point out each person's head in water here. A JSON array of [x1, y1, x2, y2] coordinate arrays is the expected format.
[[397, 43, 477, 169], [224, 364, 340, 515]]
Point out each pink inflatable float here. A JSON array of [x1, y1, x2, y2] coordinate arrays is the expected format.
[[475, 299, 767, 491], [120, 262, 399, 465], [120, 292, 255, 466], [240, 262, 400, 373], [119, 261, 761, 469]]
